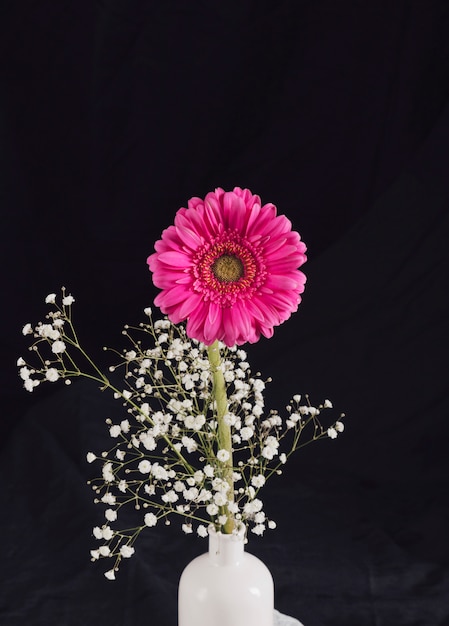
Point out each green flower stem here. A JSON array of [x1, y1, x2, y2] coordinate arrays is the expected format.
[[207, 340, 235, 534]]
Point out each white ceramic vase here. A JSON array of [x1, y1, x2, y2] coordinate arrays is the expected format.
[[178, 526, 274, 626]]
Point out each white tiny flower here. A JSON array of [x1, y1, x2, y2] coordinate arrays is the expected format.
[[140, 433, 156, 451], [140, 403, 150, 416], [335, 421, 345, 432], [183, 487, 199, 501], [45, 368, 59, 382], [203, 464, 214, 478], [181, 436, 197, 453], [251, 474, 266, 488], [151, 463, 169, 480], [62, 294, 75, 306], [22, 323, 33, 335], [144, 513, 158, 527], [218, 515, 228, 526], [244, 498, 263, 515], [99, 545, 110, 556], [198, 489, 212, 502], [193, 470, 204, 484], [39, 324, 60, 340], [101, 493, 116, 505], [104, 569, 115, 580], [102, 526, 114, 540], [184, 415, 195, 429], [206, 503, 219, 516], [251, 524, 265, 536], [228, 501, 239, 514], [212, 477, 229, 493], [105, 509, 117, 522], [51, 340, 66, 354], [223, 413, 237, 426], [262, 447, 274, 460], [53, 318, 64, 328], [86, 452, 96, 463], [240, 427, 253, 441], [197, 525, 208, 538], [102, 462, 114, 482], [93, 526, 103, 540], [213, 492, 227, 506], [327, 427, 338, 439], [19, 367, 31, 381], [138, 460, 151, 474], [265, 436, 279, 449], [45, 293, 57, 304], [90, 549, 100, 560], [182, 524, 193, 534], [324, 399, 333, 408], [17, 357, 26, 366], [120, 545, 135, 558], [224, 370, 235, 383], [279, 453, 287, 464], [109, 425, 121, 438], [157, 333, 168, 344], [162, 490, 178, 504], [268, 520, 277, 529], [120, 419, 130, 433], [252, 379, 265, 392], [118, 480, 127, 493], [144, 307, 152, 317], [217, 449, 230, 463], [193, 414, 206, 430]]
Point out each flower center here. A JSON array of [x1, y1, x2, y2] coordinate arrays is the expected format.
[[192, 231, 267, 307], [211, 254, 244, 283]]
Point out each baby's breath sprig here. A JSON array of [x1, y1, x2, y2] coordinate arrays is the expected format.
[[18, 288, 345, 580]]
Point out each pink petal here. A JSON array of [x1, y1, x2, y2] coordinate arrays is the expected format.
[[223, 192, 246, 232], [158, 250, 191, 268], [203, 304, 223, 344], [177, 292, 202, 319], [156, 284, 190, 308]]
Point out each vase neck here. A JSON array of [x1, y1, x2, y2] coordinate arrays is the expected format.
[[208, 529, 245, 566]]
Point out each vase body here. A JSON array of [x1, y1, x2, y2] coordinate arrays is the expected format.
[[178, 527, 274, 626]]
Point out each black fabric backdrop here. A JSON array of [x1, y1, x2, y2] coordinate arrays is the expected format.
[[1, 2, 449, 625]]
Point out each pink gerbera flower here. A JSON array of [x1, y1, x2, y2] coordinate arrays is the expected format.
[[147, 187, 307, 347]]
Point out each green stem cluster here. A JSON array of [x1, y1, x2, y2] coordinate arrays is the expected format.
[[207, 340, 235, 534]]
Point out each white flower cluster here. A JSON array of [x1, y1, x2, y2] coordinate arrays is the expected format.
[[18, 289, 77, 391], [19, 289, 345, 580]]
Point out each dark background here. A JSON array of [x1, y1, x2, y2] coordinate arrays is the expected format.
[[1, 2, 448, 625]]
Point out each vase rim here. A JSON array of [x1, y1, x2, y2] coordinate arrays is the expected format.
[[207, 522, 247, 542]]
